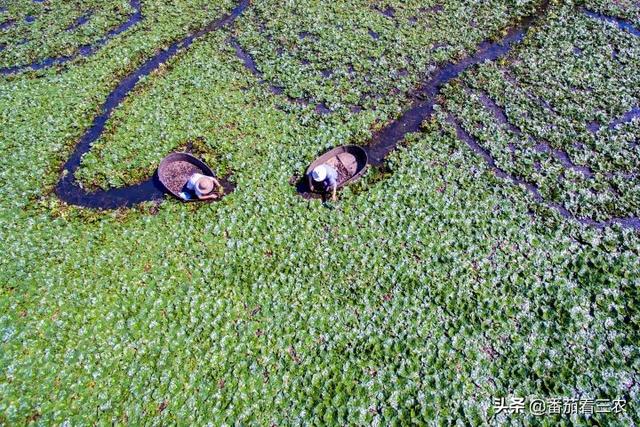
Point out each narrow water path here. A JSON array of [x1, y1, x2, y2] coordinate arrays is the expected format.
[[363, 3, 552, 164], [449, 115, 640, 230], [54, 0, 250, 209], [1, 0, 142, 75], [583, 9, 640, 38], [360, 4, 640, 230], [229, 37, 332, 115], [608, 106, 640, 130]]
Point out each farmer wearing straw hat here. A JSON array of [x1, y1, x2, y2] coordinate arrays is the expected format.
[[187, 173, 221, 199], [311, 164, 338, 201]]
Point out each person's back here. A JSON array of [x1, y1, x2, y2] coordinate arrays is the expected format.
[[311, 164, 338, 201], [323, 166, 338, 191]]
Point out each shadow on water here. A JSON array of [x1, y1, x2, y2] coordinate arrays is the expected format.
[[291, 175, 321, 201], [1, 0, 143, 75], [53, 0, 250, 209]]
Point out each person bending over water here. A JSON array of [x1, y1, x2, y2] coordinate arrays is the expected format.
[[311, 164, 338, 201]]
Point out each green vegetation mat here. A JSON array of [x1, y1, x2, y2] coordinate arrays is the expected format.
[[1, 0, 639, 424], [0, 0, 135, 68]]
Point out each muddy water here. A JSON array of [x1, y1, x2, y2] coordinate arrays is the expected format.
[[1, 0, 142, 75], [54, 0, 250, 209]]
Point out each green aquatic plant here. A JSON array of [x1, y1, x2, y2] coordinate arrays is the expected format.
[[442, 5, 640, 221], [0, 0, 639, 425], [0, 0, 135, 68]]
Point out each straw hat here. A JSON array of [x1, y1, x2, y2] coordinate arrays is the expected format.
[[195, 176, 215, 196], [312, 165, 327, 182]]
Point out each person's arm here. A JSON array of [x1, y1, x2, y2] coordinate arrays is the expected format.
[[198, 193, 219, 200], [331, 182, 337, 201], [197, 177, 223, 200], [211, 177, 222, 190]]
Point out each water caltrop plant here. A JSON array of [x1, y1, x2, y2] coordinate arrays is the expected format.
[[0, 0, 639, 425]]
